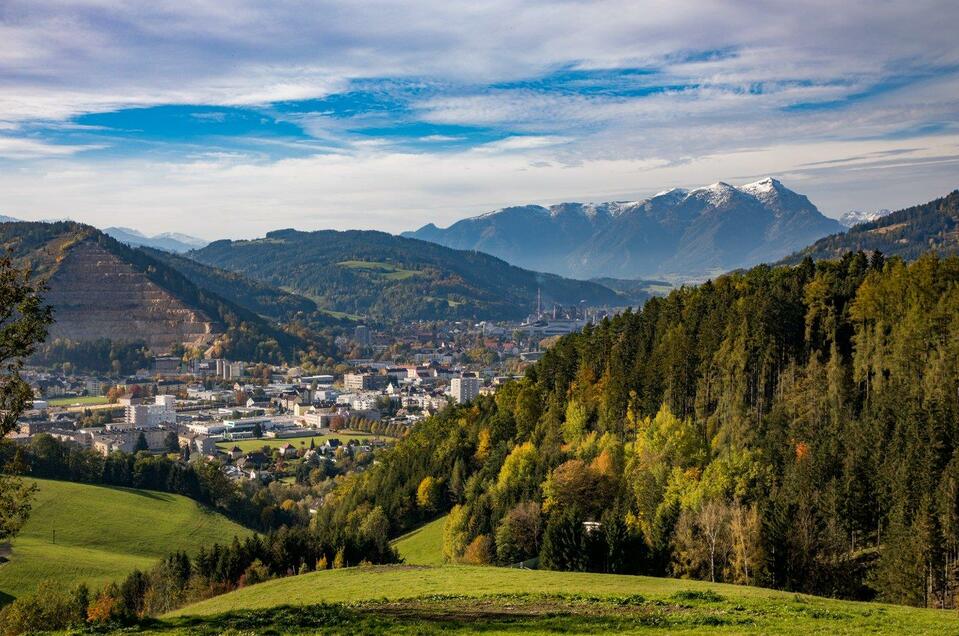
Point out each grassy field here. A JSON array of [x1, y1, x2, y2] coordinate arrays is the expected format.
[[392, 515, 447, 566], [148, 565, 959, 634], [0, 479, 251, 603], [46, 395, 110, 407], [215, 430, 391, 453], [336, 259, 420, 280]]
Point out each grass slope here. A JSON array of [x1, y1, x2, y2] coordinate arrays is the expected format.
[[152, 565, 959, 634], [392, 515, 447, 566], [0, 479, 251, 602]]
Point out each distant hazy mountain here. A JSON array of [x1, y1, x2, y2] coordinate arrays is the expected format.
[[105, 226, 208, 253], [782, 190, 959, 265], [0, 214, 19, 223], [839, 208, 893, 227], [404, 178, 844, 279]]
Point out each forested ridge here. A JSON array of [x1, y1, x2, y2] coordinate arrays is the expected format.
[[327, 250, 959, 607], [189, 228, 622, 321], [783, 189, 959, 264]]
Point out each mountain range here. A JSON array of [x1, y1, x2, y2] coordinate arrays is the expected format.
[[404, 178, 844, 280], [104, 226, 209, 253], [189, 229, 623, 321]]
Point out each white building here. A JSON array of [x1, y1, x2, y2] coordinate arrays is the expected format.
[[344, 373, 373, 391], [124, 395, 176, 428], [450, 377, 481, 405]]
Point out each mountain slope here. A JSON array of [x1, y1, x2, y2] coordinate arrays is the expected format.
[[142, 247, 345, 328], [0, 221, 307, 359], [782, 190, 959, 264], [189, 229, 623, 321], [404, 178, 843, 279], [0, 478, 251, 603], [105, 226, 208, 253]]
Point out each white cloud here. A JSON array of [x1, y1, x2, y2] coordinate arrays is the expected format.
[[1, 134, 956, 238], [0, 136, 101, 158], [0, 1, 957, 234]]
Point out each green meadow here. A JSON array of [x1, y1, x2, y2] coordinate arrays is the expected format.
[[149, 565, 959, 634], [0, 478, 251, 604]]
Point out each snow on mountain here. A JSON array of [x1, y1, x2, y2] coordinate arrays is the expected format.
[[104, 227, 209, 253], [839, 209, 893, 227], [403, 178, 845, 280]]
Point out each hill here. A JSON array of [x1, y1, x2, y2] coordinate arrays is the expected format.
[[392, 515, 447, 566], [404, 178, 843, 280], [782, 190, 959, 263], [104, 226, 208, 253], [0, 221, 310, 362], [0, 478, 251, 603], [189, 229, 623, 321], [157, 565, 957, 634], [142, 247, 346, 329]]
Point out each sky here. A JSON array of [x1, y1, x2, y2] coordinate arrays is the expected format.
[[0, 1, 958, 239]]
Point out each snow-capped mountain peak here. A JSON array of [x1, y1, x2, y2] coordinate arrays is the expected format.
[[839, 209, 893, 227], [403, 178, 844, 280]]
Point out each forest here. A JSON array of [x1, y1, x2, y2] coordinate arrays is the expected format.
[[190, 228, 622, 321], [322, 250, 959, 607]]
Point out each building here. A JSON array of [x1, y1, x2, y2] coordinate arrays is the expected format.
[[153, 356, 181, 376], [344, 373, 373, 392], [450, 377, 481, 404], [124, 394, 176, 428], [354, 324, 371, 347]]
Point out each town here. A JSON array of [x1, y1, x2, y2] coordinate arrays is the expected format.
[[6, 306, 620, 485]]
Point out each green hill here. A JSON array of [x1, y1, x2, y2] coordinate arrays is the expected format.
[[157, 565, 958, 634], [781, 189, 959, 264], [392, 515, 447, 566], [0, 478, 251, 603], [189, 229, 623, 321], [142, 247, 347, 329]]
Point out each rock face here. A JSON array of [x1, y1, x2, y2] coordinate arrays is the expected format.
[[44, 239, 217, 350]]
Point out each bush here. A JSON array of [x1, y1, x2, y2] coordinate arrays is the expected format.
[[0, 579, 87, 635], [462, 534, 495, 565]]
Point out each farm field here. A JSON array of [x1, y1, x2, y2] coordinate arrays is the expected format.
[[0, 478, 251, 604], [392, 515, 447, 566], [215, 430, 392, 453], [149, 565, 959, 634]]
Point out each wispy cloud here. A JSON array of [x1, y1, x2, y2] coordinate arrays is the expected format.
[[0, 1, 956, 234]]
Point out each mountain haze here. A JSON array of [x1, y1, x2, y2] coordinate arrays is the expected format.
[[105, 226, 208, 253], [404, 178, 844, 279]]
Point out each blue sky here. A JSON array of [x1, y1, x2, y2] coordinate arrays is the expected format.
[[0, 1, 957, 238]]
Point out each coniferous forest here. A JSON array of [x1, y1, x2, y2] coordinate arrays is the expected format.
[[329, 251, 959, 608]]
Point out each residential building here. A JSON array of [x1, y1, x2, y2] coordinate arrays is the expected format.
[[450, 377, 481, 404], [344, 373, 373, 391]]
